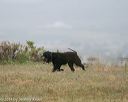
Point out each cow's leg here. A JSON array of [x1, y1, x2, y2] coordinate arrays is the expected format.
[[79, 64, 85, 70], [52, 64, 58, 72], [75, 60, 85, 70], [56, 65, 63, 71], [73, 56, 85, 70], [52, 64, 63, 72], [68, 62, 75, 72]]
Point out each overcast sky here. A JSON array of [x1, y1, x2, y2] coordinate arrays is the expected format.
[[0, 0, 128, 59]]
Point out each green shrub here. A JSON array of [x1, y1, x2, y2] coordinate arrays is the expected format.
[[0, 41, 45, 64]]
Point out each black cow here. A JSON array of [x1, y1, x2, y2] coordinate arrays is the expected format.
[[42, 49, 86, 72]]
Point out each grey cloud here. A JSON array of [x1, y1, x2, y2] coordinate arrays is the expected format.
[[0, 0, 128, 60]]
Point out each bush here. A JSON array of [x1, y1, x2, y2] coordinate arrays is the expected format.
[[0, 41, 45, 64]]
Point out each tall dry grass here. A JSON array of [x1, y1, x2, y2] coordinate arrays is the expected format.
[[0, 63, 127, 102]]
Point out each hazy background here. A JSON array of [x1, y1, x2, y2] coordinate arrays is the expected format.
[[0, 0, 128, 60]]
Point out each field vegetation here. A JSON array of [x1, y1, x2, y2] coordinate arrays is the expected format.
[[0, 41, 128, 102], [0, 41, 44, 64], [0, 63, 128, 102]]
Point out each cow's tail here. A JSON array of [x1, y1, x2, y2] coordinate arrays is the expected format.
[[68, 48, 77, 54]]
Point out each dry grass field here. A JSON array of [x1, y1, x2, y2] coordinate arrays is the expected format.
[[0, 63, 128, 102]]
